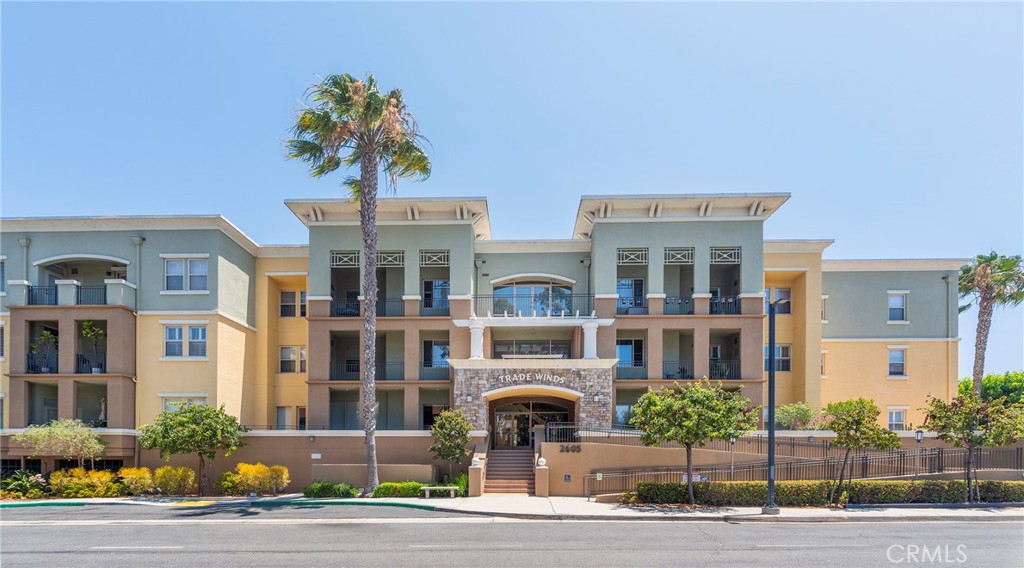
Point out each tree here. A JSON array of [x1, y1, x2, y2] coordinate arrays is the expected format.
[[959, 252, 1024, 393], [630, 380, 758, 505], [958, 371, 1024, 405], [823, 398, 900, 504], [775, 402, 819, 430], [13, 419, 106, 468], [286, 73, 430, 493], [80, 320, 105, 372], [428, 409, 473, 481], [922, 391, 1024, 502], [138, 402, 247, 496]]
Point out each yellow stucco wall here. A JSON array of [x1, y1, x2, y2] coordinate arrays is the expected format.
[[820, 340, 958, 428], [1, 314, 9, 429], [254, 256, 309, 428]]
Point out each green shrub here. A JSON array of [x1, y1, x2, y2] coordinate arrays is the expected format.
[[303, 481, 361, 498], [154, 466, 197, 496], [453, 472, 469, 498], [117, 467, 154, 496], [372, 481, 425, 498], [1, 471, 48, 495], [49, 468, 124, 498], [636, 480, 1024, 505], [216, 471, 238, 496], [216, 463, 291, 496]]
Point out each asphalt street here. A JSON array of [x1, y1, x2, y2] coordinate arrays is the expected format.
[[1, 504, 1021, 568]]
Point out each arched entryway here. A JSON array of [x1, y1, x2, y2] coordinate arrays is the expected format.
[[482, 385, 581, 450]]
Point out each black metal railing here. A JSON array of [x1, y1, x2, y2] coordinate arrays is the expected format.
[[243, 424, 327, 431], [420, 362, 450, 380], [28, 286, 57, 305], [580, 447, 1024, 496], [616, 361, 647, 380], [76, 286, 107, 305], [330, 361, 360, 380], [330, 361, 405, 380], [662, 360, 695, 380], [420, 297, 450, 316], [27, 353, 58, 374], [709, 359, 741, 379], [474, 294, 595, 318], [710, 296, 740, 315], [617, 297, 648, 315], [664, 296, 694, 315], [330, 299, 361, 317], [376, 361, 405, 380], [376, 298, 405, 317], [76, 353, 107, 374]]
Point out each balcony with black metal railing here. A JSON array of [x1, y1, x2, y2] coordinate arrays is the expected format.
[[420, 297, 450, 317], [474, 294, 595, 318], [27, 353, 59, 374], [76, 353, 107, 374], [330, 361, 405, 380], [28, 286, 57, 306], [76, 286, 107, 305], [616, 297, 648, 315], [664, 296, 694, 315], [709, 359, 742, 379], [710, 296, 741, 315], [662, 360, 695, 380], [330, 299, 361, 317], [376, 298, 405, 317], [616, 361, 647, 380], [420, 361, 450, 380]]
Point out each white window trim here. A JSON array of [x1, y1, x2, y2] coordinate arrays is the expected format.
[[159, 253, 211, 259], [820, 349, 828, 378], [821, 295, 828, 324], [887, 345, 908, 379], [160, 290, 211, 296], [887, 291, 909, 324], [886, 406, 909, 430], [162, 323, 208, 360], [163, 256, 210, 292], [159, 356, 210, 362]]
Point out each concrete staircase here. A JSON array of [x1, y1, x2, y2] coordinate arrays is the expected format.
[[485, 449, 535, 494]]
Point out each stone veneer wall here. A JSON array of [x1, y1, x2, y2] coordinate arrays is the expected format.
[[451, 361, 615, 430]]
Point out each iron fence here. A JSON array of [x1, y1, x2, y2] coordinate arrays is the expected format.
[[616, 361, 648, 380], [664, 296, 694, 315], [376, 298, 405, 317], [617, 297, 648, 315], [76, 353, 107, 374], [28, 286, 57, 305], [662, 360, 695, 380], [709, 360, 741, 379], [710, 296, 740, 315], [420, 362, 450, 380], [27, 353, 58, 374], [330, 299, 360, 317], [76, 285, 107, 305], [474, 294, 595, 318]]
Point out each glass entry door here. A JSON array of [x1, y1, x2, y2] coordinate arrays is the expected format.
[[494, 412, 532, 448]]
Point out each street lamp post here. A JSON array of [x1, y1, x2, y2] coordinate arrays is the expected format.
[[730, 437, 736, 481], [915, 429, 924, 479], [762, 298, 789, 515]]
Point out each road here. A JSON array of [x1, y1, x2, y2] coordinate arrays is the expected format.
[[1, 503, 1020, 567]]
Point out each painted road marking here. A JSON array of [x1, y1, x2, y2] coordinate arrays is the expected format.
[[90, 546, 184, 550], [410, 544, 523, 549], [756, 544, 872, 548]]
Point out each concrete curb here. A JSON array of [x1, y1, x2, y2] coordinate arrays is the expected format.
[[846, 502, 1024, 509]]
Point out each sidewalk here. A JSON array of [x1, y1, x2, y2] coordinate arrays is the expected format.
[[4, 494, 1022, 522]]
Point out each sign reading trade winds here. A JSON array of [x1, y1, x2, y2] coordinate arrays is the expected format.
[[498, 372, 572, 385]]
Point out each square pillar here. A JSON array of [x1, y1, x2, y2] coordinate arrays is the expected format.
[[693, 294, 711, 316], [308, 326, 331, 381], [582, 322, 600, 359], [8, 378, 27, 427], [693, 327, 710, 379], [106, 377, 135, 429], [58, 316, 76, 375], [404, 330, 420, 380], [647, 329, 663, 379], [56, 280, 79, 306], [403, 295, 420, 318], [307, 383, 331, 429], [58, 380, 76, 420], [595, 295, 617, 319], [647, 294, 665, 316], [307, 297, 331, 318], [740, 324, 764, 381]]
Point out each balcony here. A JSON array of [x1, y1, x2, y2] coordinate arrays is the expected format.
[[420, 362, 450, 381], [710, 296, 741, 315], [616, 361, 647, 380], [664, 296, 694, 315], [376, 298, 405, 317], [330, 299, 360, 317], [662, 360, 695, 380], [709, 359, 741, 379], [420, 297, 450, 317], [474, 294, 594, 318], [76, 353, 107, 374], [28, 286, 57, 305], [27, 353, 58, 374], [617, 297, 648, 315], [329, 361, 404, 380]]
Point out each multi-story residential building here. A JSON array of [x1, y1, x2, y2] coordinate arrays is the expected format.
[[0, 193, 961, 488]]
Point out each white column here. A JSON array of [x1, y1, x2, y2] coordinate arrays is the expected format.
[[582, 321, 599, 359], [469, 321, 486, 359]]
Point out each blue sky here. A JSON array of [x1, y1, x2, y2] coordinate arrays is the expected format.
[[2, 2, 1021, 377]]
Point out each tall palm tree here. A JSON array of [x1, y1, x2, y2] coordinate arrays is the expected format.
[[286, 74, 430, 492], [959, 252, 1024, 393]]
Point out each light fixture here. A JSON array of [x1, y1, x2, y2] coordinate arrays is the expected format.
[[593, 394, 601, 402], [466, 395, 473, 402], [915, 429, 924, 443], [308, 435, 316, 443]]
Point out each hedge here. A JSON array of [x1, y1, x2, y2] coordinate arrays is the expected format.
[[372, 481, 426, 498], [303, 481, 361, 498], [636, 480, 1024, 506]]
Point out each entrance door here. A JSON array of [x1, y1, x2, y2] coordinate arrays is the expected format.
[[494, 412, 532, 449]]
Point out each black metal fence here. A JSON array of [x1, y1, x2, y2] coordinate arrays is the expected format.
[[616, 361, 647, 380], [420, 363, 450, 380], [27, 353, 58, 374], [28, 286, 57, 305], [76, 353, 107, 374], [474, 294, 595, 318], [76, 285, 107, 305], [376, 298, 405, 317], [330, 299, 360, 317], [663, 360, 695, 380], [582, 447, 1024, 497], [664, 296, 694, 315], [710, 296, 740, 315]]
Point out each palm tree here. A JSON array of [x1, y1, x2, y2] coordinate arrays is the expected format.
[[959, 252, 1024, 393], [286, 74, 430, 492]]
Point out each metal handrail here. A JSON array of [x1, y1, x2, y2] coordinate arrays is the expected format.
[[330, 299, 360, 317], [28, 286, 57, 305], [76, 353, 107, 374], [616, 296, 648, 315], [664, 296, 694, 315], [662, 360, 695, 379], [709, 359, 741, 379], [76, 285, 107, 305], [376, 298, 405, 317], [473, 294, 595, 318], [616, 361, 647, 380], [710, 296, 740, 315]]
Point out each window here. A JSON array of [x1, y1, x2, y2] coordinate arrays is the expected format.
[[280, 346, 306, 373], [764, 345, 792, 372], [615, 404, 635, 426], [423, 340, 450, 367], [616, 339, 645, 365], [821, 296, 828, 323], [710, 344, 722, 359], [297, 407, 307, 430], [0, 261, 5, 292], [276, 407, 293, 430], [888, 292, 907, 322], [164, 257, 208, 291], [494, 339, 571, 359], [162, 396, 205, 411], [188, 326, 207, 357], [888, 348, 906, 376], [887, 408, 907, 431], [616, 278, 645, 312], [422, 279, 450, 308], [0, 326, 5, 359], [280, 291, 307, 317], [765, 288, 792, 314], [164, 326, 184, 357], [820, 351, 828, 377]]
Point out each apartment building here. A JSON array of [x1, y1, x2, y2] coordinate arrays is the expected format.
[[0, 193, 961, 481]]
